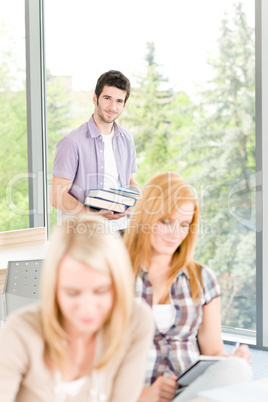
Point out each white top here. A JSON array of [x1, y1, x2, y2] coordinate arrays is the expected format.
[[101, 129, 128, 230], [101, 129, 120, 191], [152, 304, 176, 333], [53, 372, 87, 397], [53, 371, 108, 401]]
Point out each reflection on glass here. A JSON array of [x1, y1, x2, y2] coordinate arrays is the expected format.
[[0, 2, 29, 231], [45, 0, 255, 330]]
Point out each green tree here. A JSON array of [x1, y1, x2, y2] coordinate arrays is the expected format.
[[0, 30, 73, 232], [0, 87, 29, 231], [179, 3, 256, 329], [122, 42, 175, 185], [46, 72, 75, 231], [0, 23, 29, 231]]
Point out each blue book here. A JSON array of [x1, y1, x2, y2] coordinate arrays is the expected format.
[[109, 186, 140, 199], [87, 188, 136, 207]]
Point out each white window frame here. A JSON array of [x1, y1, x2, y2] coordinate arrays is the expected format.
[[25, 0, 48, 230]]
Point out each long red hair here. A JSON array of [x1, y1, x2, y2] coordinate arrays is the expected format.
[[124, 171, 203, 303]]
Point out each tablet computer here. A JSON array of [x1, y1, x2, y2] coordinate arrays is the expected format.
[[177, 356, 226, 388]]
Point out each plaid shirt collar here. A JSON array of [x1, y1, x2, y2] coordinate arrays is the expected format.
[[138, 266, 190, 306], [137, 267, 192, 334]]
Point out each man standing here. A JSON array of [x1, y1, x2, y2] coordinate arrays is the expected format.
[[50, 70, 140, 231]]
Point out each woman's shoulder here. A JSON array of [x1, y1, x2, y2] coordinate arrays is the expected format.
[[197, 263, 221, 300], [3, 302, 42, 335], [199, 263, 218, 282]]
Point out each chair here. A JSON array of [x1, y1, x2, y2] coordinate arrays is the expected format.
[[0, 259, 43, 324]]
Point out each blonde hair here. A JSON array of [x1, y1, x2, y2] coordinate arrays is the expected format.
[[41, 214, 134, 371], [124, 171, 203, 303]]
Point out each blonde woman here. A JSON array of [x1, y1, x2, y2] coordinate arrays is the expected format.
[[124, 172, 252, 402], [0, 214, 154, 402]]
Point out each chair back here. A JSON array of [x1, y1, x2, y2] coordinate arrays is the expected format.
[[3, 259, 43, 318]]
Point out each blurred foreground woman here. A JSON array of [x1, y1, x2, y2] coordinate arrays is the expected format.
[[0, 214, 154, 402]]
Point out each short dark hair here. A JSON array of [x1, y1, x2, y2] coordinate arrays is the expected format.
[[94, 70, 131, 104]]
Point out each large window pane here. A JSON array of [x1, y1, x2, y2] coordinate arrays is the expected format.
[[45, 0, 255, 331], [0, 2, 29, 231]]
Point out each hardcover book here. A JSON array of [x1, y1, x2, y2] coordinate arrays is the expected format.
[[88, 189, 136, 207], [109, 186, 140, 198], [84, 196, 127, 213]]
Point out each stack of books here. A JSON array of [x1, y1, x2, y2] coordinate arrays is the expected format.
[[84, 186, 139, 213]]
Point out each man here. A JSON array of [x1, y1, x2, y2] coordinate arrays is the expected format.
[[50, 70, 140, 231]]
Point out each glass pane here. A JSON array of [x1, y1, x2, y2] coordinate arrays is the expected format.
[[0, 2, 29, 231], [45, 0, 255, 331]]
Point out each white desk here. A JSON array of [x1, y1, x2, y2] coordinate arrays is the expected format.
[[188, 378, 268, 401], [0, 243, 50, 270]]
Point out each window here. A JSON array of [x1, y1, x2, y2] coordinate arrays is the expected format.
[[45, 0, 255, 334], [0, 2, 29, 231]]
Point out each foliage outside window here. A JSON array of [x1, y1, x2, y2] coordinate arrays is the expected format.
[[0, 3, 30, 231], [121, 4, 255, 330]]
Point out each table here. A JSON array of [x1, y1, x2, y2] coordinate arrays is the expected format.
[[188, 377, 268, 401]]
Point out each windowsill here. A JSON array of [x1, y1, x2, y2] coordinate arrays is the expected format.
[[222, 330, 256, 346]]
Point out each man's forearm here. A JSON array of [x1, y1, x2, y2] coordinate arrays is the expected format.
[[129, 178, 142, 194], [52, 191, 90, 215]]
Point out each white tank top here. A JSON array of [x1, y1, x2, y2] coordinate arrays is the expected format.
[[101, 129, 128, 230], [152, 304, 176, 333]]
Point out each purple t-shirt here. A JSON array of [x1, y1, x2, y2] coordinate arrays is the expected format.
[[52, 116, 137, 219]]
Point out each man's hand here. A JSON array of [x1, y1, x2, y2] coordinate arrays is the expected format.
[[97, 207, 132, 220], [138, 376, 177, 402]]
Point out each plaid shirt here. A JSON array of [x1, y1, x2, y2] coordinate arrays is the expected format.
[[135, 265, 221, 386]]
